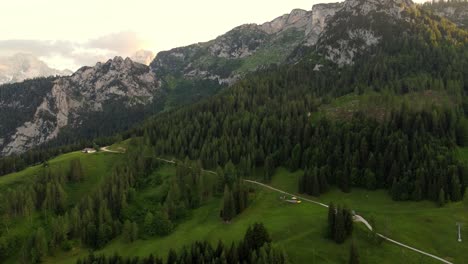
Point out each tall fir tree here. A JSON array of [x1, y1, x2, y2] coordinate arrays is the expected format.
[[221, 185, 236, 222]]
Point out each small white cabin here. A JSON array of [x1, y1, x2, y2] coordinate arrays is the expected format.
[[82, 148, 96, 154]]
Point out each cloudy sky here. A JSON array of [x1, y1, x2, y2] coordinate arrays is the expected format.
[[0, 0, 426, 71]]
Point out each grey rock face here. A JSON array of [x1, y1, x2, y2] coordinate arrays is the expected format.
[[424, 3, 468, 29], [151, 2, 344, 84], [1, 57, 159, 155]]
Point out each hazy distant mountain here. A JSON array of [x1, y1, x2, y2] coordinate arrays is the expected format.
[[0, 53, 72, 85]]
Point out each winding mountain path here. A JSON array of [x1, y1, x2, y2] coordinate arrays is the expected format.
[[106, 150, 453, 264], [243, 179, 453, 264], [100, 146, 126, 153]]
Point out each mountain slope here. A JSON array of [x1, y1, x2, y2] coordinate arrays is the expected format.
[[134, 0, 467, 203], [422, 1, 468, 29], [150, 3, 342, 86], [0, 57, 161, 156], [0, 53, 72, 85], [1, 0, 467, 159]]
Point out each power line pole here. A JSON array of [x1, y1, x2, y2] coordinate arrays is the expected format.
[[456, 222, 462, 242]]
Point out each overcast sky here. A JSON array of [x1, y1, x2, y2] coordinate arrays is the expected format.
[[0, 0, 426, 71]]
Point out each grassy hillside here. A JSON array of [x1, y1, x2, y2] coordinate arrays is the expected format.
[[0, 150, 122, 264], [270, 168, 467, 264], [315, 90, 457, 122], [1, 140, 466, 264], [40, 162, 465, 264]]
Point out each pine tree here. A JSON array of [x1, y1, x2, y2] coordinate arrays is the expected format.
[[290, 144, 301, 171], [334, 207, 345, 243], [244, 222, 271, 251], [311, 170, 320, 197], [456, 118, 468, 146], [131, 221, 139, 242], [343, 207, 354, 237], [221, 185, 236, 222], [35, 227, 48, 261], [153, 211, 173, 236], [327, 203, 336, 239], [122, 220, 132, 243], [438, 188, 446, 207], [167, 249, 178, 264], [144, 212, 155, 236], [450, 171, 462, 201], [349, 241, 360, 264], [264, 156, 275, 182]]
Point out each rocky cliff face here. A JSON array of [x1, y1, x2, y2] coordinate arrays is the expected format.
[[0, 53, 72, 85], [315, 0, 415, 66], [150, 2, 343, 85], [0, 57, 159, 155], [150, 0, 436, 83], [422, 2, 468, 29]]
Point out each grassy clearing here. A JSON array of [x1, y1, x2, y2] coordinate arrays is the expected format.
[[269, 167, 467, 264], [46, 165, 454, 264], [318, 90, 455, 121], [0, 151, 120, 206]]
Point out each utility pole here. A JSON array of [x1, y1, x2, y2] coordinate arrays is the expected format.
[[456, 222, 462, 242]]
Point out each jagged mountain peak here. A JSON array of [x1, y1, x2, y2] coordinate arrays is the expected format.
[[259, 8, 312, 35], [0, 56, 160, 156], [341, 0, 414, 17], [74, 56, 149, 79]]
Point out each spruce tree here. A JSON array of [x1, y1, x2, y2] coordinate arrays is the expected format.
[[130, 221, 138, 242], [438, 188, 446, 207], [328, 203, 336, 239], [153, 211, 173, 236], [122, 220, 132, 243], [167, 249, 178, 264], [144, 212, 155, 236], [450, 172, 462, 201], [34, 227, 48, 261], [334, 207, 345, 243], [264, 156, 275, 182], [349, 241, 360, 264], [343, 207, 354, 237], [312, 170, 320, 197], [221, 185, 236, 222]]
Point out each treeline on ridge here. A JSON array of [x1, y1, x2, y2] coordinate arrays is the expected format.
[[77, 223, 285, 264]]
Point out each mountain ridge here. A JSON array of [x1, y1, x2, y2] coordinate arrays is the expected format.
[[0, 56, 160, 155], [0, 53, 72, 85], [1, 0, 467, 156]]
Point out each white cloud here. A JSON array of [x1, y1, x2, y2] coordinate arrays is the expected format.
[[0, 31, 148, 71], [87, 31, 143, 55]]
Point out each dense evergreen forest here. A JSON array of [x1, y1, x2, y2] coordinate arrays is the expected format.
[[0, 137, 253, 262], [125, 6, 468, 204]]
